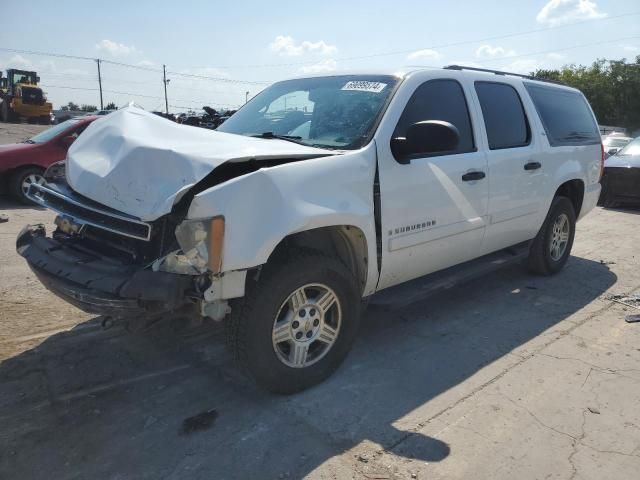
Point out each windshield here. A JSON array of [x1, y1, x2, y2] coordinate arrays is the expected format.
[[617, 137, 640, 156], [217, 75, 400, 149], [28, 119, 81, 144]]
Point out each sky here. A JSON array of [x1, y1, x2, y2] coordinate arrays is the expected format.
[[1, 0, 639, 113]]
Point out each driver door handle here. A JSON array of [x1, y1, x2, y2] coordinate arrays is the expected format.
[[524, 161, 542, 171], [461, 171, 486, 182]]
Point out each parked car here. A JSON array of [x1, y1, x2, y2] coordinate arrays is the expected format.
[[603, 133, 632, 157], [17, 66, 602, 393], [599, 136, 640, 207], [86, 109, 114, 116], [0, 116, 96, 203]]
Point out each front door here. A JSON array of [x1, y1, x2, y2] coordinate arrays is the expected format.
[[376, 77, 489, 290]]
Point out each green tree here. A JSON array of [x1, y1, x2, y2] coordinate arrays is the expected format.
[[80, 104, 98, 112], [66, 101, 79, 111], [105, 102, 117, 110]]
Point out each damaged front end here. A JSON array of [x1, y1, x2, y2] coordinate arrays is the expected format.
[[16, 181, 239, 322], [16, 106, 338, 323]]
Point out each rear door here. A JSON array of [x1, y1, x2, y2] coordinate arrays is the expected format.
[[472, 80, 545, 254], [375, 75, 489, 290]]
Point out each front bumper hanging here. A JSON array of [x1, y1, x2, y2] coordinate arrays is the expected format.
[[16, 225, 192, 317]]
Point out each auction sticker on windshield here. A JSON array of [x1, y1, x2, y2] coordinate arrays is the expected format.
[[341, 81, 387, 93]]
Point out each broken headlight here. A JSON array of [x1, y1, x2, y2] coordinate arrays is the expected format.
[[44, 160, 66, 182], [153, 217, 224, 275]]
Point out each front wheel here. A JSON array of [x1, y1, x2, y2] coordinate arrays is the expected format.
[[528, 196, 576, 275], [225, 250, 361, 394]]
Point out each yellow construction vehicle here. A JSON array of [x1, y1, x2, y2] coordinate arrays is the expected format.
[[0, 69, 52, 124]]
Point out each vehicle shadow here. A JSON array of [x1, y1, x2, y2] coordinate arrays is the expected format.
[[602, 205, 640, 215], [0, 196, 45, 211], [0, 256, 616, 479]]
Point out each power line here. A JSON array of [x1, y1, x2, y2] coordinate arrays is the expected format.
[[3, 12, 638, 77], [0, 48, 94, 61], [165, 70, 270, 85], [0, 47, 272, 84], [182, 11, 640, 69], [40, 84, 241, 107], [471, 34, 640, 66]]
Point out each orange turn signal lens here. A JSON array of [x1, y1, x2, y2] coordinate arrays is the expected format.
[[207, 216, 225, 274]]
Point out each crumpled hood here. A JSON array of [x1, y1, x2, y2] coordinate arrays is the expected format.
[[66, 106, 335, 221]]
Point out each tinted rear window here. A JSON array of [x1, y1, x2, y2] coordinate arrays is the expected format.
[[524, 83, 600, 147], [475, 82, 530, 150]]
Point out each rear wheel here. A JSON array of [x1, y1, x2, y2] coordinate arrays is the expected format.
[[9, 167, 46, 205], [528, 196, 576, 275], [225, 250, 361, 394], [0, 100, 9, 123]]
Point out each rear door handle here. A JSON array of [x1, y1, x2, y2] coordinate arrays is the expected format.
[[524, 161, 542, 171], [461, 171, 486, 182]]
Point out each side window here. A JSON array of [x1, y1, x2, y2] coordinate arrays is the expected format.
[[393, 79, 475, 159], [524, 83, 600, 147], [475, 82, 530, 150]]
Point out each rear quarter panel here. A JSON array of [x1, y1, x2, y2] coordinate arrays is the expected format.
[[522, 86, 601, 223]]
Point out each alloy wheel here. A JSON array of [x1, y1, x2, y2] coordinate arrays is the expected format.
[[272, 283, 342, 368], [549, 213, 570, 261], [21, 173, 45, 197]]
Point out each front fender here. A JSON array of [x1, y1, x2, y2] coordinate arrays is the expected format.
[[187, 144, 379, 295]]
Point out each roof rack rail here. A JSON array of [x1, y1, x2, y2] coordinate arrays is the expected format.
[[443, 65, 567, 86]]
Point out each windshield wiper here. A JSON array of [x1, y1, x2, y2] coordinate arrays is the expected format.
[[251, 132, 306, 145], [21, 139, 35, 144]]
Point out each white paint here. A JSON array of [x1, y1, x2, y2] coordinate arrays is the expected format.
[[66, 106, 336, 221], [62, 68, 601, 300], [188, 143, 380, 296]]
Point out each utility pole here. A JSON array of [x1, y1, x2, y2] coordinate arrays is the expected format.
[[96, 59, 103, 110], [163, 64, 170, 115]]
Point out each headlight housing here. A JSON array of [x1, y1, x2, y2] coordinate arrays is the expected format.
[[44, 160, 66, 182], [153, 217, 225, 275]]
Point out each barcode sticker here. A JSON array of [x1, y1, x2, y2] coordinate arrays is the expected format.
[[341, 81, 387, 93]]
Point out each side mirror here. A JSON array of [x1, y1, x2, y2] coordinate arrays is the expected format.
[[59, 135, 76, 148], [391, 120, 460, 163]]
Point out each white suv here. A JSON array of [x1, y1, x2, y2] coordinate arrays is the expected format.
[[18, 66, 603, 393]]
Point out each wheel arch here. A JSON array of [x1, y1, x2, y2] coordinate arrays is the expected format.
[[266, 225, 370, 295], [554, 178, 584, 217]]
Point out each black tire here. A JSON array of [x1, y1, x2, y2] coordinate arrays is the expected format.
[[598, 178, 617, 208], [9, 167, 45, 205], [225, 249, 361, 394], [528, 196, 576, 275], [0, 100, 8, 123]]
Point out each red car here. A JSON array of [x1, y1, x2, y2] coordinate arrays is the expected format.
[[0, 116, 97, 203]]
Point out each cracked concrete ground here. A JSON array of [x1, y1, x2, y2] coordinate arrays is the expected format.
[[1, 125, 640, 479]]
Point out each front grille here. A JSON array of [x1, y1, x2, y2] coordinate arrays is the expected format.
[[28, 183, 152, 241]]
